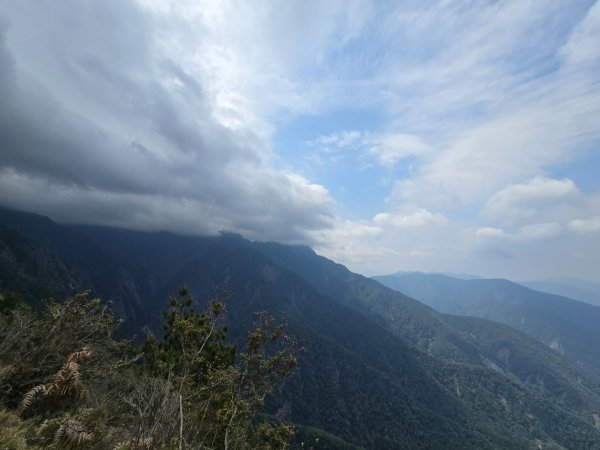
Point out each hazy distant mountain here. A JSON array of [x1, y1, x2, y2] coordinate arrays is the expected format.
[[520, 277, 600, 307], [2, 207, 600, 449], [393, 270, 483, 280], [374, 271, 600, 378]]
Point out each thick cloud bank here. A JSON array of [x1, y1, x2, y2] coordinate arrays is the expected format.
[[1, 1, 599, 282], [0, 1, 333, 242]]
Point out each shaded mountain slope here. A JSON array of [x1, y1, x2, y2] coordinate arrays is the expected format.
[[0, 226, 83, 301]]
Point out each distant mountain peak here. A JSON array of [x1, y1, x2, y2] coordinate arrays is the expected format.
[[383, 270, 482, 280]]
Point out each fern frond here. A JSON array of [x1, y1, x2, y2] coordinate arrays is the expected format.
[[17, 348, 92, 414], [112, 436, 154, 450], [16, 384, 47, 414], [52, 417, 94, 448], [67, 348, 92, 364]]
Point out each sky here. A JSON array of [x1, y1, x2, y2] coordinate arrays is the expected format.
[[0, 0, 599, 282]]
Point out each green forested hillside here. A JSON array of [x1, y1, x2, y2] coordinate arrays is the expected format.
[[1, 208, 600, 449], [373, 272, 600, 377]]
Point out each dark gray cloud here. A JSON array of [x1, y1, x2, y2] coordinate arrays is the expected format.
[[0, 0, 333, 242]]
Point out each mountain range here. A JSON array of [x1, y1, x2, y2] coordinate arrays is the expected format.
[[520, 278, 600, 307], [2, 207, 600, 449], [373, 272, 600, 379]]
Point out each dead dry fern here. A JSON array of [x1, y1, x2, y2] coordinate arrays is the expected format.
[[52, 417, 94, 447], [36, 415, 94, 448], [17, 348, 92, 415], [113, 436, 154, 450]]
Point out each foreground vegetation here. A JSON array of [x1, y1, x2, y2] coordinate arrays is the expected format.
[[2, 211, 600, 448], [0, 289, 299, 449]]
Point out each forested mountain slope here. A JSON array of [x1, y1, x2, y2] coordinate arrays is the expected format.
[[2, 208, 600, 449], [373, 272, 600, 377]]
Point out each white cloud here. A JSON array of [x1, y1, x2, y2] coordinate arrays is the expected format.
[[387, 179, 463, 211], [488, 176, 579, 206], [397, 85, 600, 209], [313, 130, 362, 150], [309, 218, 387, 266], [373, 209, 447, 228], [476, 223, 563, 242], [476, 227, 509, 239], [518, 223, 564, 241], [559, 0, 600, 66], [482, 176, 580, 224], [167, 0, 373, 135], [569, 216, 600, 234], [311, 207, 454, 275], [365, 133, 432, 167], [308, 130, 431, 168]]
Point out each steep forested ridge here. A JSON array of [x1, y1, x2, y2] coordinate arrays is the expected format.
[[1, 208, 600, 449], [374, 272, 600, 377]]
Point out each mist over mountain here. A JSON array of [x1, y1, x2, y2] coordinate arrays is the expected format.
[[2, 208, 600, 448]]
